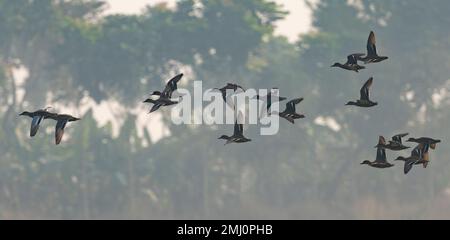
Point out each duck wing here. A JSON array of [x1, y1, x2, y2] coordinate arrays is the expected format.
[[55, 119, 68, 145], [162, 73, 183, 98], [359, 77, 373, 101], [392, 133, 408, 144], [367, 31, 378, 57], [375, 146, 387, 163], [30, 115, 44, 137]]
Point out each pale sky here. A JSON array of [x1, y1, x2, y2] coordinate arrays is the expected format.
[[104, 0, 312, 42]]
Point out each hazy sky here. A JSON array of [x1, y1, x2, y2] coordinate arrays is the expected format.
[[104, 0, 312, 42]]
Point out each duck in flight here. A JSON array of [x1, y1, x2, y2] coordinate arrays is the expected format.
[[144, 73, 184, 113], [406, 137, 441, 150], [375, 133, 410, 151], [273, 98, 305, 124], [213, 83, 246, 107], [218, 112, 251, 145], [19, 107, 56, 137], [361, 136, 395, 168], [395, 143, 430, 174], [149, 73, 183, 99], [46, 113, 81, 145], [254, 88, 287, 116], [356, 31, 388, 64], [346, 77, 378, 107], [143, 96, 182, 113], [331, 54, 366, 72]]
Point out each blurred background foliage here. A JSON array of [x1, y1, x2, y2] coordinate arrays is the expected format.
[[1, 0, 450, 219]]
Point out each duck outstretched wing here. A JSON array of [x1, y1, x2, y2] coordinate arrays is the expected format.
[[360, 77, 373, 101], [392, 133, 408, 144]]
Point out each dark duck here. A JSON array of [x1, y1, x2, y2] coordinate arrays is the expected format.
[[356, 31, 389, 64], [19, 107, 57, 137], [406, 137, 441, 150], [375, 133, 410, 151], [273, 98, 305, 124], [346, 77, 378, 107], [218, 112, 251, 145], [47, 113, 81, 145], [144, 73, 184, 113], [395, 143, 430, 174], [331, 54, 366, 72], [361, 136, 395, 168]]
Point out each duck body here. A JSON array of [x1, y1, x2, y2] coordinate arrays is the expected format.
[[213, 83, 246, 106], [19, 108, 57, 137], [346, 99, 378, 108], [395, 143, 430, 174]]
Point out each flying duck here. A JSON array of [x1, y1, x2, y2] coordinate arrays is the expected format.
[[254, 88, 287, 116], [213, 83, 246, 106], [375, 133, 410, 151], [356, 31, 388, 64], [273, 98, 305, 124], [150, 73, 183, 99], [346, 77, 378, 107], [19, 107, 57, 137], [46, 113, 81, 145], [395, 143, 430, 174], [331, 54, 366, 72], [406, 137, 441, 149], [218, 112, 251, 145], [361, 136, 395, 168]]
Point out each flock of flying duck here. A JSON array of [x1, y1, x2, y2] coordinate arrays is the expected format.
[[332, 31, 441, 174], [19, 31, 441, 174]]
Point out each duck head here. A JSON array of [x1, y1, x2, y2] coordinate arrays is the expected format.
[[360, 160, 371, 165]]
